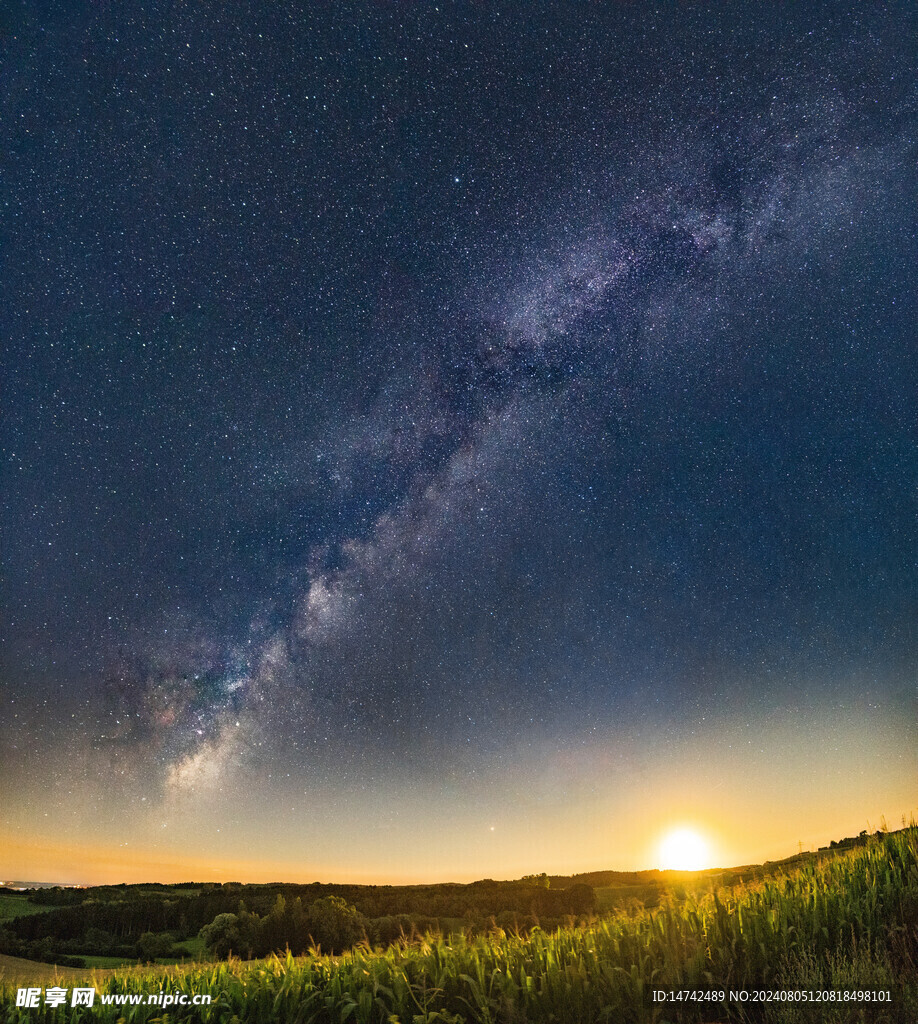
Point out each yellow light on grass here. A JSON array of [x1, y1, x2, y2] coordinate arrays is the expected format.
[[658, 827, 709, 871]]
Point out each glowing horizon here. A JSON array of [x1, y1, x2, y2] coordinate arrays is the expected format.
[[3, 705, 914, 887], [4, 810, 914, 888]]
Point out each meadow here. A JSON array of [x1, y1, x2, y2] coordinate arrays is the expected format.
[[0, 828, 915, 1023], [0, 901, 61, 924]]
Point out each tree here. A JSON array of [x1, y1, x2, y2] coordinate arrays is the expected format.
[[137, 931, 174, 962], [306, 896, 363, 953], [564, 884, 596, 915], [199, 913, 243, 959], [259, 894, 288, 954]]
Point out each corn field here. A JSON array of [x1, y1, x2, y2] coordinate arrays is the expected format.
[[2, 828, 916, 1023]]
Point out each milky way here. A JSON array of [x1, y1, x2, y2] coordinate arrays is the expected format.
[[2, 4, 915, 880]]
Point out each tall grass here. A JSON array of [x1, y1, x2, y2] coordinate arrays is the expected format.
[[2, 829, 915, 1023]]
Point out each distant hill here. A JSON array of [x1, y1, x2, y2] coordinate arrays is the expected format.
[[547, 869, 666, 888], [548, 827, 909, 891], [0, 882, 81, 891]]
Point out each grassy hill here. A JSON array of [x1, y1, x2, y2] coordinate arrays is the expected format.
[[0, 898, 62, 923]]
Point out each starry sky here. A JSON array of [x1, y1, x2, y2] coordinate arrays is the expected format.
[[1, 3, 916, 885]]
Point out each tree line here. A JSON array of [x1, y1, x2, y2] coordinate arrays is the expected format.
[[0, 879, 596, 964]]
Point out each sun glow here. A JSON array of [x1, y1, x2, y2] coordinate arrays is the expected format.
[[658, 827, 710, 871]]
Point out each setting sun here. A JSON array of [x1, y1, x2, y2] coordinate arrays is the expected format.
[[658, 827, 710, 871]]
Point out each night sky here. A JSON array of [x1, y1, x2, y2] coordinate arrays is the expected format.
[[2, 3, 916, 884]]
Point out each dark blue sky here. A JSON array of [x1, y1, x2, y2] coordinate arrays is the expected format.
[[1, 2, 915, 882]]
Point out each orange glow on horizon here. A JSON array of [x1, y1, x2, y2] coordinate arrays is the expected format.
[[0, 833, 422, 887], [3, 706, 914, 886]]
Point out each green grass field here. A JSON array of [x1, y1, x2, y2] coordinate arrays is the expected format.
[[0, 829, 915, 1022], [76, 957, 139, 969], [0, 897, 65, 922], [157, 935, 208, 965]]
